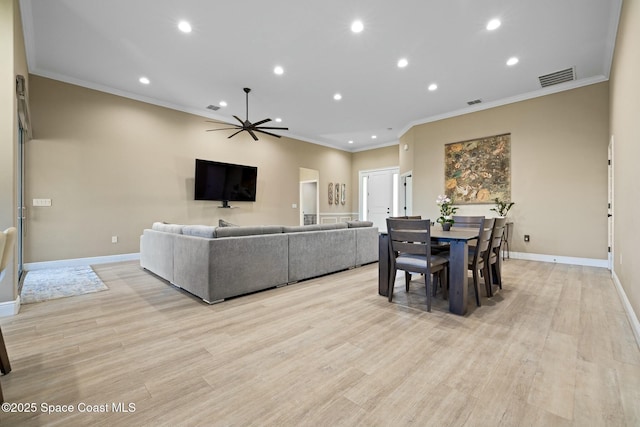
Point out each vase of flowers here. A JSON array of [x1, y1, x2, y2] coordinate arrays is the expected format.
[[490, 198, 515, 217], [436, 194, 458, 231]]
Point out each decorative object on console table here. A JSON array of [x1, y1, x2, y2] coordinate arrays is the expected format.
[[436, 194, 458, 231], [328, 183, 333, 205], [490, 198, 515, 260], [490, 198, 515, 217]]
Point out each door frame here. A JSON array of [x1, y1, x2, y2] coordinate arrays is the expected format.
[[608, 136, 614, 271], [299, 179, 319, 226], [358, 166, 400, 222]]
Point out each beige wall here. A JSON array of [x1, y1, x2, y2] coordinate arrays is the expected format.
[[26, 76, 353, 263], [610, 0, 640, 324], [402, 82, 610, 260], [0, 0, 28, 303]]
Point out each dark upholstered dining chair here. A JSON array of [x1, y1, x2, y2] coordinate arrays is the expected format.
[[452, 215, 485, 229], [441, 218, 493, 307], [487, 217, 507, 296], [386, 219, 448, 312]]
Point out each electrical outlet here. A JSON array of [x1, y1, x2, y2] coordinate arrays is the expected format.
[[111, 236, 118, 243], [524, 234, 530, 242], [33, 198, 52, 207]]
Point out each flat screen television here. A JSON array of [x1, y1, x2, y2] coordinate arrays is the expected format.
[[194, 159, 257, 207]]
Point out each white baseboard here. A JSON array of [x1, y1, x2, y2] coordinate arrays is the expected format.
[[611, 270, 640, 349], [509, 251, 608, 268], [0, 296, 20, 317], [24, 253, 140, 271]]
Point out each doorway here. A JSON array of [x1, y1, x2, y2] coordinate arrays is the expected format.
[[299, 168, 319, 226], [359, 167, 399, 231]]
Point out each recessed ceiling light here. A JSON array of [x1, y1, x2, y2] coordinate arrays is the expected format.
[[219, 101, 227, 107], [139, 77, 150, 85], [274, 65, 284, 75], [348, 140, 354, 144], [178, 20, 192, 33], [351, 20, 364, 33], [507, 56, 519, 66], [275, 118, 282, 123], [428, 83, 438, 91], [486, 19, 501, 31], [334, 93, 342, 101], [397, 58, 408, 68], [371, 135, 377, 139]]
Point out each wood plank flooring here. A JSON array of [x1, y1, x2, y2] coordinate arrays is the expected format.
[[0, 260, 638, 426]]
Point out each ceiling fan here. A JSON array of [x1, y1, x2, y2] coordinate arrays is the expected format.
[[206, 87, 288, 141]]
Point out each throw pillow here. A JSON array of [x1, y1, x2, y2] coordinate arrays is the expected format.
[[219, 219, 238, 227]]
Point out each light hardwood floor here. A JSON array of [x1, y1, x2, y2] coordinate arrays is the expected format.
[[0, 260, 639, 426]]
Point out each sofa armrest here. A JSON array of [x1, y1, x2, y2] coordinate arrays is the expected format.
[[140, 229, 175, 282]]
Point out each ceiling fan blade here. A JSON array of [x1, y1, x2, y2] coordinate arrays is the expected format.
[[251, 118, 272, 127], [206, 127, 242, 132], [248, 129, 259, 141], [205, 119, 231, 125], [232, 115, 244, 125], [227, 129, 245, 139], [255, 126, 289, 131], [254, 129, 283, 138]]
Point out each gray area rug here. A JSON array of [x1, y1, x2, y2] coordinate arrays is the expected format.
[[21, 266, 108, 304]]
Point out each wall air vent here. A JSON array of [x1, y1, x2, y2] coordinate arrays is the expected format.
[[539, 67, 575, 88], [206, 104, 220, 111], [467, 99, 482, 106]]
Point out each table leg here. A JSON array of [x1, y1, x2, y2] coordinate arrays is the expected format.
[[378, 234, 390, 297], [448, 240, 468, 315]]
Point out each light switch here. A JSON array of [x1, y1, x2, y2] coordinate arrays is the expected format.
[[292, 203, 297, 209], [33, 198, 52, 207]]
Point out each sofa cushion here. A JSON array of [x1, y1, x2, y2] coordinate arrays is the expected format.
[[215, 225, 284, 238], [218, 219, 238, 227], [346, 220, 373, 228], [319, 223, 348, 230], [151, 222, 184, 234], [282, 224, 322, 233], [183, 225, 217, 238]]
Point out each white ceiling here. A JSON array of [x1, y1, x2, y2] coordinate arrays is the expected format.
[[20, 0, 622, 152]]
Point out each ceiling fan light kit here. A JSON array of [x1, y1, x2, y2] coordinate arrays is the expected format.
[[206, 88, 288, 141]]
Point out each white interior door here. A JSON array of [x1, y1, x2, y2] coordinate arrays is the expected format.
[[361, 168, 398, 231]]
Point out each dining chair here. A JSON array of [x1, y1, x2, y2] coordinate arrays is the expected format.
[[487, 217, 507, 296], [441, 218, 492, 307], [452, 215, 485, 229], [386, 219, 448, 312], [0, 227, 17, 403]]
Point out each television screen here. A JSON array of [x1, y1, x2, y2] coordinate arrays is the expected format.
[[194, 159, 257, 203]]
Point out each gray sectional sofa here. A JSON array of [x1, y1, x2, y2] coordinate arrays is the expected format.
[[140, 221, 378, 303]]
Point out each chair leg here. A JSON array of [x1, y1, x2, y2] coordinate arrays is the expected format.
[[388, 268, 397, 302], [424, 274, 432, 312], [405, 271, 411, 292], [471, 268, 481, 307], [0, 328, 11, 375], [492, 258, 503, 289], [484, 264, 493, 297]]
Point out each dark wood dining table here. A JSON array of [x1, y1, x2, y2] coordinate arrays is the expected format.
[[378, 226, 479, 315]]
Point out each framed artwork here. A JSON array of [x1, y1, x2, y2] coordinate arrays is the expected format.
[[340, 184, 346, 205], [335, 182, 340, 205], [444, 133, 511, 204], [328, 183, 333, 205]]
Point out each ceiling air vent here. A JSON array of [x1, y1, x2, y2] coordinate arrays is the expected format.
[[467, 99, 482, 106], [206, 104, 220, 111], [539, 67, 575, 88]]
